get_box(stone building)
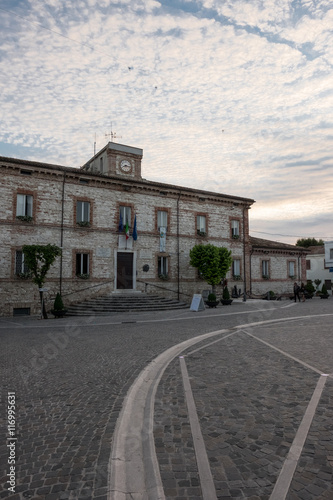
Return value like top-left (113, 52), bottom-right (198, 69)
top-left (249, 237), bottom-right (308, 296)
top-left (0, 141), bottom-right (306, 316)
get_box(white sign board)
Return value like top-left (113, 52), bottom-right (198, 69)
top-left (190, 294), bottom-right (205, 312)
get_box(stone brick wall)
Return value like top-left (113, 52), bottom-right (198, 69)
top-left (0, 154), bottom-right (306, 316)
top-left (1, 157), bottom-right (255, 316)
top-left (250, 251), bottom-right (307, 296)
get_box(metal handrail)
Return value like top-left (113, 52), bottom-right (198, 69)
top-left (58, 278), bottom-right (192, 301)
top-left (136, 279), bottom-right (191, 298)
top-left (62, 279), bottom-right (115, 297)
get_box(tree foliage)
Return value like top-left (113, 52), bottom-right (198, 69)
top-left (189, 244), bottom-right (232, 289)
top-left (296, 237), bottom-right (324, 248)
top-left (22, 244), bottom-right (62, 288)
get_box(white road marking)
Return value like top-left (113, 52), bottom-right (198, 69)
top-left (108, 327), bottom-right (231, 499)
top-left (269, 375), bottom-right (328, 500)
top-left (1, 312), bottom-right (333, 329)
top-left (179, 356), bottom-right (218, 500)
top-left (185, 330), bottom-right (237, 356)
top-left (108, 315), bottom-right (333, 499)
top-left (242, 329), bottom-right (324, 375)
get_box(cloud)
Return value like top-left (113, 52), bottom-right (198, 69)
top-left (0, 0), bottom-right (333, 243)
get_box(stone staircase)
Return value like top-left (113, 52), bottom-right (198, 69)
top-left (66, 293), bottom-right (189, 316)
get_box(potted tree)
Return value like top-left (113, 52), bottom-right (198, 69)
top-left (304, 281), bottom-right (315, 299)
top-left (319, 284), bottom-right (329, 299)
top-left (265, 290), bottom-right (276, 300)
top-left (189, 243), bottom-right (232, 296)
top-left (206, 292), bottom-right (219, 308)
top-left (51, 293), bottom-right (67, 318)
top-left (22, 244), bottom-right (62, 319)
top-left (221, 286), bottom-right (233, 305)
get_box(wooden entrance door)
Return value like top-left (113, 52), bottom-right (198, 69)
top-left (117, 252), bottom-right (133, 289)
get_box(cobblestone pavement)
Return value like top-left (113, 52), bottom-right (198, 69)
top-left (154, 310), bottom-right (333, 499)
top-left (1, 298), bottom-right (333, 499)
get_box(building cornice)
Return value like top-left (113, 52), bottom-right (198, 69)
top-left (250, 236), bottom-right (308, 254)
top-left (0, 156), bottom-right (255, 207)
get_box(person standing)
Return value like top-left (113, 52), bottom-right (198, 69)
top-left (294, 282), bottom-right (301, 302)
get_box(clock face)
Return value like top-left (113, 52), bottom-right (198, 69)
top-left (120, 159), bottom-right (132, 173)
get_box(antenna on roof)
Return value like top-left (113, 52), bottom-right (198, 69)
top-left (105, 122), bottom-right (122, 142)
top-left (94, 133), bottom-right (96, 156)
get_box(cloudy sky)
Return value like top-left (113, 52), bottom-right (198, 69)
top-left (1, 0), bottom-right (332, 244)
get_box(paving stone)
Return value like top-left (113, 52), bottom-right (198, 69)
top-left (154, 316), bottom-right (333, 499)
top-left (1, 302), bottom-right (333, 499)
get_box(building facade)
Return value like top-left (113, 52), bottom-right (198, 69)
top-left (0, 142), bottom-right (255, 316)
top-left (0, 142), bottom-right (307, 316)
top-left (249, 237), bottom-right (308, 296)
top-left (306, 244), bottom-right (333, 294)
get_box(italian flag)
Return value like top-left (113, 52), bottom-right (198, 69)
top-left (125, 221), bottom-right (129, 240)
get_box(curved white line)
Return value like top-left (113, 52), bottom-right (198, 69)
top-left (108, 314), bottom-right (333, 498)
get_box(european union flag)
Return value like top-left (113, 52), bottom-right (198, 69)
top-left (133, 214), bottom-right (138, 241)
top-left (119, 212), bottom-right (123, 232)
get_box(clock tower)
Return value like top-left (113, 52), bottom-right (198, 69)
top-left (81, 142), bottom-right (143, 180)
top-left (106, 142), bottom-right (143, 180)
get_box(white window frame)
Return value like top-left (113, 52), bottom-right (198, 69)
top-left (15, 250), bottom-right (29, 274)
top-left (158, 210), bottom-right (168, 231)
top-left (289, 261), bottom-right (295, 277)
top-left (16, 194), bottom-right (33, 217)
top-left (120, 206), bottom-right (131, 227)
top-left (197, 215), bottom-right (206, 234)
top-left (262, 260), bottom-right (269, 277)
top-left (76, 201), bottom-right (90, 223)
top-left (158, 256), bottom-right (168, 276)
top-left (232, 259), bottom-right (241, 276)
top-left (231, 220), bottom-right (240, 237)
top-left (76, 253), bottom-right (89, 275)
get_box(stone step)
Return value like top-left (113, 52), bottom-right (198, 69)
top-left (67, 303), bottom-right (188, 312)
top-left (66, 293), bottom-right (189, 315)
top-left (79, 296), bottom-right (179, 304)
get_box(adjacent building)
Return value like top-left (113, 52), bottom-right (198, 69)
top-left (0, 141), bottom-right (307, 316)
top-left (249, 237), bottom-right (307, 296)
top-left (306, 243), bottom-right (333, 294)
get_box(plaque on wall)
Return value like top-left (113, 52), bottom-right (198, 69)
top-left (96, 247), bottom-right (111, 258)
top-left (140, 249), bottom-right (152, 259)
